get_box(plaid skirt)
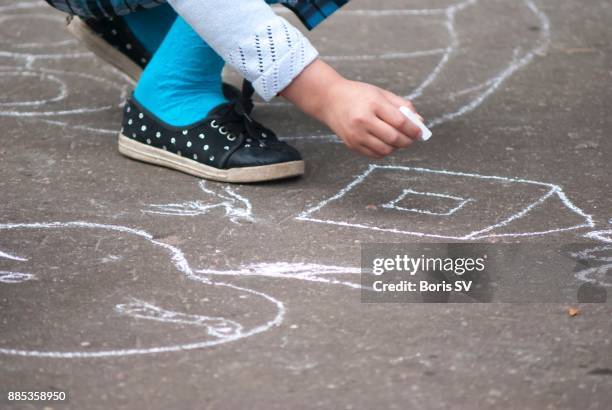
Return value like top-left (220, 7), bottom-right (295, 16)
top-left (44, 0), bottom-right (350, 30)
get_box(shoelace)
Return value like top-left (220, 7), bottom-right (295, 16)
top-left (214, 81), bottom-right (274, 145)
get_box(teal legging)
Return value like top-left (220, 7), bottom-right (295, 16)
top-left (124, 5), bottom-right (227, 126)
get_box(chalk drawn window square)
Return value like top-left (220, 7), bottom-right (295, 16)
top-left (382, 189), bottom-right (471, 216)
top-left (297, 165), bottom-right (593, 240)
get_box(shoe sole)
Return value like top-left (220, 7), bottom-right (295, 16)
top-left (66, 16), bottom-right (142, 81)
top-left (118, 134), bottom-right (305, 183)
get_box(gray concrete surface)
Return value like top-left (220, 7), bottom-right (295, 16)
top-left (1, 0), bottom-right (611, 409)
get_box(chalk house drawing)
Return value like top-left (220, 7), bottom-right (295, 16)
top-left (297, 165), bottom-right (594, 240)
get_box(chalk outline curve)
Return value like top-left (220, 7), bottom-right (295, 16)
top-left (0, 67), bottom-right (127, 117)
top-left (0, 71), bottom-right (68, 107)
top-left (0, 221), bottom-right (285, 358)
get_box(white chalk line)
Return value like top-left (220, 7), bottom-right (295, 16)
top-left (0, 71), bottom-right (68, 107)
top-left (0, 271), bottom-right (36, 284)
top-left (406, 0), bottom-right (476, 100)
top-left (115, 298), bottom-right (244, 339)
top-left (288, 0), bottom-right (476, 104)
top-left (0, 250), bottom-right (28, 261)
top-left (584, 230), bottom-right (612, 244)
top-left (0, 67), bottom-right (127, 116)
top-left (199, 181), bottom-right (254, 223)
top-left (571, 245), bottom-right (612, 263)
top-left (575, 264), bottom-right (612, 288)
top-left (0, 221), bottom-right (284, 358)
top-left (0, 106), bottom-right (110, 117)
top-left (39, 66), bottom-right (129, 103)
top-left (429, 0), bottom-right (550, 126)
top-left (262, 47), bottom-right (446, 110)
top-left (323, 48), bottom-right (446, 62)
top-left (572, 235), bottom-right (612, 287)
top-left (0, 50), bottom-right (94, 71)
top-left (297, 164), bottom-right (594, 240)
top-left (20, 66), bottom-right (131, 134)
top-left (0, 1), bottom-right (41, 13)
top-left (448, 79), bottom-right (493, 99)
top-left (381, 189), bottom-right (472, 216)
top-left (11, 39), bottom-right (77, 50)
top-left (0, 14), bottom-right (76, 49)
top-left (196, 262), bottom-right (362, 290)
top-left (279, 133), bottom-right (341, 143)
top-left (36, 119), bottom-right (118, 135)
top-left (470, 188), bottom-right (594, 239)
top-left (144, 180), bottom-right (254, 224)
top-left (463, 185), bottom-right (558, 239)
top-left (195, 235), bottom-right (611, 292)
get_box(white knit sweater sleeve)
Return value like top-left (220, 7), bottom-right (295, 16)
top-left (167, 0), bottom-right (319, 101)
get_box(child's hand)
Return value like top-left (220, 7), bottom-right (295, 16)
top-left (322, 79), bottom-right (422, 158)
top-left (280, 59), bottom-right (423, 158)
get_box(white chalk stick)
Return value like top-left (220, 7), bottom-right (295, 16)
top-left (400, 106), bottom-right (432, 142)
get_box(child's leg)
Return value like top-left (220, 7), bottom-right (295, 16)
top-left (121, 4), bottom-right (177, 54)
top-left (133, 16), bottom-right (228, 126)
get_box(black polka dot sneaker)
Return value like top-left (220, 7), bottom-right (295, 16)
top-left (66, 15), bottom-right (149, 81)
top-left (118, 84), bottom-right (305, 183)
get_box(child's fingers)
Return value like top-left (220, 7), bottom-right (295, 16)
top-left (362, 133), bottom-right (396, 157)
top-left (376, 102), bottom-right (422, 141)
top-left (342, 134), bottom-right (383, 158)
top-left (380, 90), bottom-right (424, 122)
top-left (356, 145), bottom-right (384, 159)
top-left (368, 118), bottom-right (414, 148)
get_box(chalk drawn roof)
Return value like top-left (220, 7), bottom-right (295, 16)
top-left (297, 165), bottom-right (594, 240)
